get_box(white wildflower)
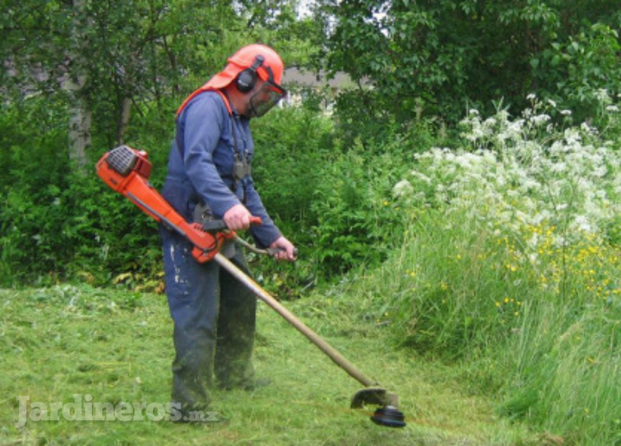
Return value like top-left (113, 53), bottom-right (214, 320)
top-left (573, 215), bottom-right (593, 233)
top-left (484, 117), bottom-right (497, 127)
top-left (564, 128), bottom-right (582, 145)
top-left (580, 122), bottom-right (597, 135)
top-left (393, 179), bottom-right (414, 198)
top-left (397, 103), bottom-right (621, 257)
top-left (592, 165), bottom-right (608, 178)
top-left (410, 170), bottom-right (432, 184)
top-left (550, 162), bottom-right (567, 173)
top-left (413, 192), bottom-right (426, 202)
top-left (531, 114), bottom-right (551, 126)
top-left (595, 89), bottom-right (611, 103)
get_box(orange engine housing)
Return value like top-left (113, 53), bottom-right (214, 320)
top-left (96, 145), bottom-right (233, 263)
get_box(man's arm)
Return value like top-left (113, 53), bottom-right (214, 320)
top-left (181, 94), bottom-right (241, 218)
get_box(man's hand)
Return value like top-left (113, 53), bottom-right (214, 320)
top-left (269, 236), bottom-right (297, 262)
top-left (223, 204), bottom-right (252, 231)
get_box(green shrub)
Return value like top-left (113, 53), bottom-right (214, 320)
top-left (0, 96), bottom-right (171, 288)
top-left (254, 107), bottom-right (441, 282)
top-left (0, 95), bottom-right (448, 290)
top-left (0, 98), bottom-right (72, 285)
top-left (309, 144), bottom-right (407, 277)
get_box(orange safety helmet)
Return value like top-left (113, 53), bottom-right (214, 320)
top-left (208, 43), bottom-right (285, 90)
top-left (177, 43), bottom-right (286, 117)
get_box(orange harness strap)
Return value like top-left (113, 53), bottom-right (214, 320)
top-left (176, 86), bottom-right (233, 117)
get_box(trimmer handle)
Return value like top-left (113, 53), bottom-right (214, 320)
top-left (201, 216), bottom-right (263, 233)
top-left (266, 247), bottom-right (299, 258)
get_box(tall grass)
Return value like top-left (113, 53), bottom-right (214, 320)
top-left (339, 96), bottom-right (621, 444)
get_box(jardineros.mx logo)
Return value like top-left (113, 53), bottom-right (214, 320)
top-left (16, 394), bottom-right (219, 427)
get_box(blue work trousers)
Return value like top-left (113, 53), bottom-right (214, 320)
top-left (161, 230), bottom-right (256, 413)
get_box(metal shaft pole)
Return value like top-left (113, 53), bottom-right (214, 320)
top-left (215, 253), bottom-right (376, 388)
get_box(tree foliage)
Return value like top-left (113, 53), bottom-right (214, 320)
top-left (315, 0), bottom-right (621, 131)
top-left (0, 0), bottom-right (316, 160)
top-left (1, 1), bottom-right (241, 154)
top-left (0, 0), bottom-right (325, 287)
top-left (1, 0), bottom-right (620, 287)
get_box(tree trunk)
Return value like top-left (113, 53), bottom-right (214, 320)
top-left (66, 74), bottom-right (91, 168)
top-left (66, 0), bottom-right (91, 170)
top-left (117, 96), bottom-right (132, 145)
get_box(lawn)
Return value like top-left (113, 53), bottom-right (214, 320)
top-left (0, 285), bottom-right (538, 445)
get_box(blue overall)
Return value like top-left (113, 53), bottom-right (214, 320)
top-left (160, 90), bottom-right (281, 414)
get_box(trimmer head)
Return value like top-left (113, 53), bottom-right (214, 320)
top-left (351, 387), bottom-right (406, 428)
top-left (371, 405), bottom-right (406, 428)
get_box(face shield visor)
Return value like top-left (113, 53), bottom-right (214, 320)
top-left (248, 81), bottom-right (286, 118)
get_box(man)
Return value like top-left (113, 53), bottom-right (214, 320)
top-left (159, 43), bottom-right (297, 421)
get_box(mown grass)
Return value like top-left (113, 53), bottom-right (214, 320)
top-left (0, 285), bottom-right (540, 445)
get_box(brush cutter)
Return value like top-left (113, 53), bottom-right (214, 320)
top-left (96, 145), bottom-right (406, 428)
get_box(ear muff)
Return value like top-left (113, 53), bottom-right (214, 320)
top-left (235, 55), bottom-right (265, 93)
